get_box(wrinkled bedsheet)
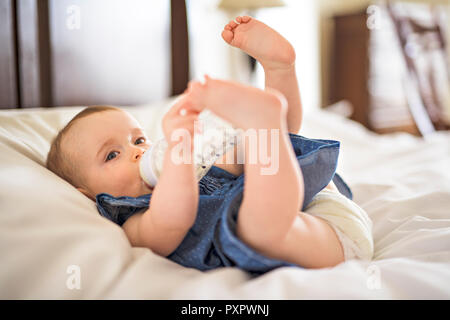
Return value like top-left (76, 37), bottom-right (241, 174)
top-left (0, 99), bottom-right (449, 299)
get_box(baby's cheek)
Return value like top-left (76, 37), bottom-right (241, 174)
top-left (113, 168), bottom-right (141, 195)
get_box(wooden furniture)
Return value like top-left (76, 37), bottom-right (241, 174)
top-left (0, 0), bottom-right (190, 109)
top-left (328, 11), bottom-right (372, 131)
top-left (0, 0), bottom-right (19, 109)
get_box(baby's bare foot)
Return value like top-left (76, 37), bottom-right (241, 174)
top-left (222, 16), bottom-right (295, 71)
top-left (185, 76), bottom-right (287, 131)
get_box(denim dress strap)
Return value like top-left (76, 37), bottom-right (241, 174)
top-left (332, 172), bottom-right (353, 200)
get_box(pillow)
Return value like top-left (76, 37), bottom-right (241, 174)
top-left (0, 101), bottom-right (181, 299)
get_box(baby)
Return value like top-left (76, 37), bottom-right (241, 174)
top-left (47, 16), bottom-right (372, 273)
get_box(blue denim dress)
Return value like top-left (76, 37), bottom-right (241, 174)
top-left (96, 133), bottom-right (352, 275)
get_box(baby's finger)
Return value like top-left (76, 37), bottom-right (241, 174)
top-left (168, 95), bottom-right (194, 115)
top-left (179, 107), bottom-right (200, 117)
top-left (171, 96), bottom-right (203, 116)
top-left (169, 114), bottom-right (199, 128)
top-left (179, 115), bottom-right (200, 127)
top-left (188, 80), bottom-right (203, 90)
top-left (168, 123), bottom-right (196, 141)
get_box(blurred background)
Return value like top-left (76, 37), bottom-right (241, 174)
top-left (188, 0), bottom-right (450, 136)
top-left (1, 0), bottom-right (449, 136)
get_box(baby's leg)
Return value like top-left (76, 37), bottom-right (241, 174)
top-left (222, 16), bottom-right (303, 133)
top-left (185, 77), bottom-right (303, 231)
top-left (186, 78), bottom-right (344, 268)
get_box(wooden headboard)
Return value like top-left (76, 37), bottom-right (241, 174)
top-left (0, 0), bottom-right (189, 109)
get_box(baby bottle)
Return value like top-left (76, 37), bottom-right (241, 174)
top-left (139, 109), bottom-right (239, 187)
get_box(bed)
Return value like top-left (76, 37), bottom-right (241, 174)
top-left (1, 101), bottom-right (450, 299)
top-left (1, 0), bottom-right (449, 299)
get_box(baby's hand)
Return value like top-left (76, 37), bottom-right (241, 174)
top-left (162, 95), bottom-right (200, 149)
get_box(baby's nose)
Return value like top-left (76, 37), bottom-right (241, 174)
top-left (133, 148), bottom-right (144, 161)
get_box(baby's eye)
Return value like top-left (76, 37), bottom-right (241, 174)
top-left (105, 151), bottom-right (119, 162)
top-left (135, 137), bottom-right (146, 145)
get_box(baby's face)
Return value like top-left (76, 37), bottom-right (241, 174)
top-left (64, 109), bottom-right (153, 199)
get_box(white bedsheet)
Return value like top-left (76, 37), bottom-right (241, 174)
top-left (0, 99), bottom-right (449, 299)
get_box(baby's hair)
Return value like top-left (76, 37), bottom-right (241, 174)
top-left (46, 105), bottom-right (121, 188)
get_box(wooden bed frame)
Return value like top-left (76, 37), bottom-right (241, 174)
top-left (0, 0), bottom-right (189, 109)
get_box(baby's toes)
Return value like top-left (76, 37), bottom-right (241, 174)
top-left (187, 81), bottom-right (207, 102)
top-left (236, 15), bottom-right (251, 23)
top-left (226, 20), bottom-right (238, 30)
top-left (221, 29), bottom-right (234, 44)
top-left (188, 80), bottom-right (200, 90)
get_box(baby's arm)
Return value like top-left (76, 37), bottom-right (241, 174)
top-left (123, 98), bottom-right (199, 257)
